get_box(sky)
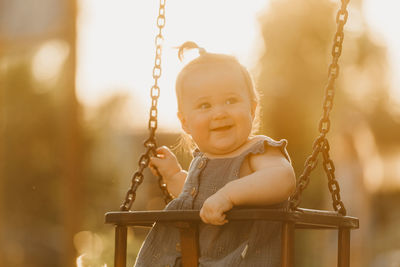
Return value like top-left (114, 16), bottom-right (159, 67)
top-left (75, 0), bottom-right (400, 131)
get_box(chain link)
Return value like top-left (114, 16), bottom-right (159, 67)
top-left (289, 0), bottom-right (349, 215)
top-left (321, 139), bottom-right (346, 215)
top-left (120, 0), bottom-right (173, 211)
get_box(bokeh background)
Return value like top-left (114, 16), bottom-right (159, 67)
top-left (1, 0), bottom-right (400, 266)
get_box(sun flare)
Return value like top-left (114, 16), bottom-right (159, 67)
top-left (76, 0), bottom-right (400, 131)
top-left (76, 0), bottom-right (267, 131)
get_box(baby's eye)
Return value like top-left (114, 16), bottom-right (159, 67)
top-left (198, 102), bottom-right (211, 109)
top-left (225, 97), bottom-right (238, 105)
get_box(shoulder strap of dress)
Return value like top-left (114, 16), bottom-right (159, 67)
top-left (239, 136), bottom-right (291, 163)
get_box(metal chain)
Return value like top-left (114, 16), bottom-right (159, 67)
top-left (289, 0), bottom-right (349, 215)
top-left (321, 139), bottom-right (346, 214)
top-left (120, 0), bottom-right (173, 211)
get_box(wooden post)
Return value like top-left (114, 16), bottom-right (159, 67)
top-left (176, 222), bottom-right (199, 267)
top-left (114, 226), bottom-right (128, 267)
top-left (281, 222), bottom-right (295, 267)
top-left (337, 228), bottom-right (350, 267)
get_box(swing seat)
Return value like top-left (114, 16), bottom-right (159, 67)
top-left (105, 207), bottom-right (359, 267)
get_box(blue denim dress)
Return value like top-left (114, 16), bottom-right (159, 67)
top-left (134, 136), bottom-right (291, 267)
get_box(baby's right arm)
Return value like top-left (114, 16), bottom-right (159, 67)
top-left (149, 146), bottom-right (187, 197)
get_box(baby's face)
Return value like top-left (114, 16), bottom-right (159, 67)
top-left (178, 64), bottom-right (256, 156)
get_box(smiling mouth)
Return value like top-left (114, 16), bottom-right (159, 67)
top-left (211, 125), bottom-right (233, 131)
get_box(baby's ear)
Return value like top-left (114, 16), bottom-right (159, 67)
top-left (177, 111), bottom-right (190, 134)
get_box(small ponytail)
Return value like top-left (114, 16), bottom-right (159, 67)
top-left (177, 41), bottom-right (206, 61)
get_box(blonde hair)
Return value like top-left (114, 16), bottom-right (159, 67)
top-left (174, 41), bottom-right (260, 153)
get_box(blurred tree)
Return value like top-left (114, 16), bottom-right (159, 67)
top-left (0, 37), bottom-right (5, 266)
top-left (1, 60), bottom-right (64, 267)
top-left (60, 1), bottom-right (83, 266)
top-left (256, 0), bottom-right (396, 266)
top-left (0, 0), bottom-right (81, 266)
top-left (258, 0), bottom-right (336, 175)
top-left (257, 0), bottom-right (342, 214)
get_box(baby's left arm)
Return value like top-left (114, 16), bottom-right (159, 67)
top-left (200, 147), bottom-right (296, 225)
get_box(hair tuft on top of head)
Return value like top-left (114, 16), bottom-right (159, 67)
top-left (177, 41), bottom-right (206, 62)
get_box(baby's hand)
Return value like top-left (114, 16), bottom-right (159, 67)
top-left (200, 191), bottom-right (233, 225)
top-left (149, 146), bottom-right (181, 180)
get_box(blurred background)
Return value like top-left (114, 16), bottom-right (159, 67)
top-left (1, 0), bottom-right (400, 266)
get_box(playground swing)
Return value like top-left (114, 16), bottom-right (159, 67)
top-left (105, 0), bottom-right (359, 266)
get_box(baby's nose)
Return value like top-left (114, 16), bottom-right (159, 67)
top-left (212, 106), bottom-right (228, 119)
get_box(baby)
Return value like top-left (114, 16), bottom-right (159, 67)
top-left (135, 41), bottom-right (296, 267)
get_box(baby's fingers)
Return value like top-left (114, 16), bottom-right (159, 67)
top-left (149, 156), bottom-right (162, 166)
top-left (200, 207), bottom-right (227, 225)
top-left (155, 146), bottom-right (172, 157)
top-left (211, 214), bottom-right (228, 225)
top-left (150, 155), bottom-right (171, 172)
top-left (148, 162), bottom-right (159, 176)
top-left (199, 209), bottom-right (209, 224)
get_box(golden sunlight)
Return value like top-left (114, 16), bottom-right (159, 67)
top-left (74, 231), bottom-right (106, 267)
top-left (76, 0), bottom-right (267, 131)
top-left (76, 0), bottom-right (400, 131)
top-left (364, 0), bottom-right (400, 106)
top-left (32, 39), bottom-right (70, 90)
